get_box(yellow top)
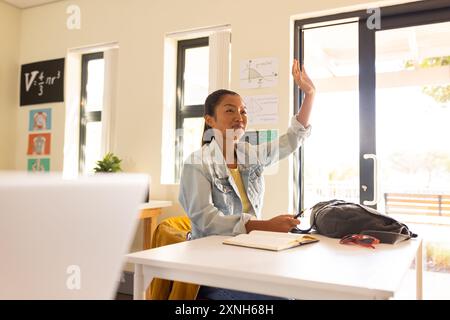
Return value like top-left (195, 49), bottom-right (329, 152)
top-left (229, 168), bottom-right (252, 213)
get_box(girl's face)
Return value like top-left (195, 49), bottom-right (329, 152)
top-left (205, 94), bottom-right (248, 142)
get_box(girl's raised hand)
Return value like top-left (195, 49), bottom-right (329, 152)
top-left (292, 59), bottom-right (315, 95)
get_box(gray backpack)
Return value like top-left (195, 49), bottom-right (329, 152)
top-left (293, 199), bottom-right (417, 244)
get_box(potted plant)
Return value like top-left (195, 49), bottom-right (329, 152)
top-left (94, 152), bottom-right (123, 173)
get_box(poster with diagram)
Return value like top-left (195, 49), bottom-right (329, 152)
top-left (243, 95), bottom-right (278, 125)
top-left (27, 158), bottom-right (50, 172)
top-left (29, 108), bottom-right (52, 131)
top-left (240, 57), bottom-right (279, 89)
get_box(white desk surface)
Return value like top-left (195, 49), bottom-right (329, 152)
top-left (139, 200), bottom-right (172, 210)
top-left (126, 234), bottom-right (422, 300)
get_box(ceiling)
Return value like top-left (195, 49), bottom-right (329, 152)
top-left (2, 0), bottom-right (62, 9)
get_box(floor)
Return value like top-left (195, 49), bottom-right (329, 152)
top-left (115, 293), bottom-right (133, 300)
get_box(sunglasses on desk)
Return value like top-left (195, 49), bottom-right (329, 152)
top-left (339, 234), bottom-right (380, 249)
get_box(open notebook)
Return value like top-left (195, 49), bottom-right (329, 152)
top-left (223, 230), bottom-right (319, 251)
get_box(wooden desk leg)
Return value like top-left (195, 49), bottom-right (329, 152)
top-left (416, 239), bottom-right (423, 300)
top-left (143, 209), bottom-right (161, 250)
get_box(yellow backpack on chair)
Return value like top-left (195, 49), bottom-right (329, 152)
top-left (149, 216), bottom-right (199, 300)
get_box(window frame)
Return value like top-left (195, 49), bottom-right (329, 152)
top-left (79, 51), bottom-right (104, 175)
top-left (175, 37), bottom-right (209, 181)
top-left (293, 0), bottom-right (450, 212)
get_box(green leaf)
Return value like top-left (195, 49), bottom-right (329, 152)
top-left (93, 152), bottom-right (123, 173)
top-left (404, 56), bottom-right (450, 104)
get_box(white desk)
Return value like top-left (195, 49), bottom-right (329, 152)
top-left (139, 200), bottom-right (173, 211)
top-left (126, 234), bottom-right (423, 300)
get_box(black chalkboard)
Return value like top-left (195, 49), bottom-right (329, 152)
top-left (20, 58), bottom-right (65, 106)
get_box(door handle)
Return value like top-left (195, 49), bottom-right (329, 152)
top-left (363, 154), bottom-right (378, 206)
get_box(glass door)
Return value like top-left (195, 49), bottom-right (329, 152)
top-left (375, 21), bottom-right (450, 216)
top-left (375, 21), bottom-right (450, 299)
top-left (302, 22), bottom-right (361, 210)
top-left (297, 4), bottom-right (450, 299)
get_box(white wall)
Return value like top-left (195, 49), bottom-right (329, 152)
top-left (11, 0), bottom-right (416, 250)
top-left (0, 2), bottom-right (20, 170)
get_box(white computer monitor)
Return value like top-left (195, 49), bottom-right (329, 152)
top-left (0, 172), bottom-right (149, 299)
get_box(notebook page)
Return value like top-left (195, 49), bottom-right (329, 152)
top-left (223, 234), bottom-right (298, 251)
top-left (249, 230), bottom-right (303, 241)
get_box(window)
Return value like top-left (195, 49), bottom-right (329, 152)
top-left (295, 1), bottom-right (450, 299)
top-left (79, 52), bottom-right (105, 174)
top-left (295, 1), bottom-right (450, 210)
top-left (301, 22), bottom-right (360, 210)
top-left (175, 37), bottom-right (209, 181)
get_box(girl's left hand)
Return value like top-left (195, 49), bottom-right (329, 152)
top-left (292, 59), bottom-right (315, 95)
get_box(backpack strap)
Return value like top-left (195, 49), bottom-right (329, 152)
top-left (291, 225), bottom-right (314, 234)
top-left (290, 200), bottom-right (337, 234)
top-left (291, 209), bottom-right (317, 234)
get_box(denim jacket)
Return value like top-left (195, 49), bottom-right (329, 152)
top-left (179, 116), bottom-right (312, 239)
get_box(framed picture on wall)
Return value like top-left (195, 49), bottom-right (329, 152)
top-left (27, 133), bottom-right (51, 156)
top-left (20, 58), bottom-right (65, 106)
top-left (27, 158), bottom-right (50, 172)
top-left (29, 108), bottom-right (52, 131)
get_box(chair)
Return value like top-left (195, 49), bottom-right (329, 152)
top-left (147, 216), bottom-right (199, 300)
